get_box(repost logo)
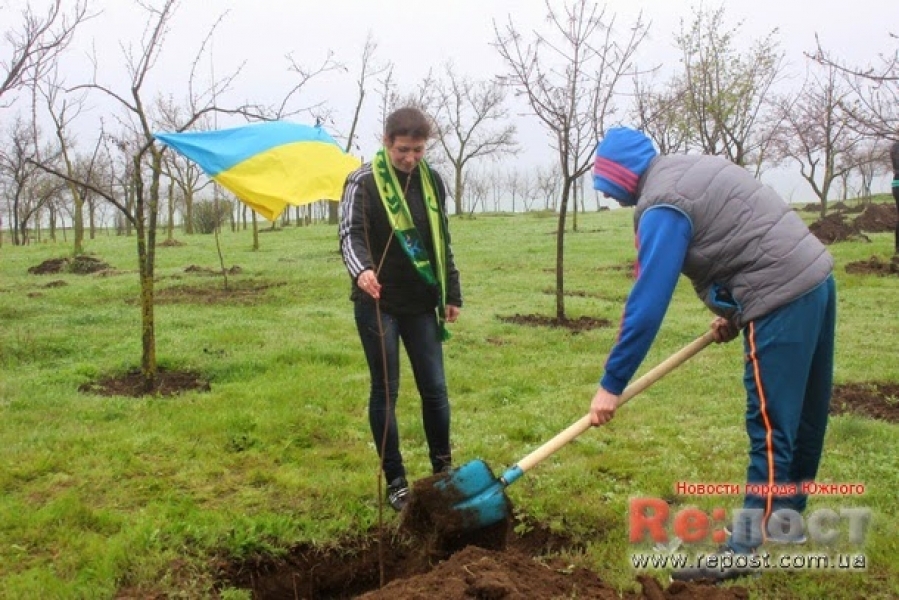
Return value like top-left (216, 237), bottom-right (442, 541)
top-left (628, 498), bottom-right (871, 547)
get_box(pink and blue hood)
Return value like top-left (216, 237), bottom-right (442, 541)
top-left (592, 127), bottom-right (658, 206)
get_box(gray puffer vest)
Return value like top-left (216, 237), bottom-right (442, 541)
top-left (634, 155), bottom-right (833, 327)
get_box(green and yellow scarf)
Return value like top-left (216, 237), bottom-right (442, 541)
top-left (372, 148), bottom-right (450, 340)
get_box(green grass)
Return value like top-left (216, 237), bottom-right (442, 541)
top-left (1, 205), bottom-right (898, 598)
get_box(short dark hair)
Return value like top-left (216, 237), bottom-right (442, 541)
top-left (384, 107), bottom-right (432, 142)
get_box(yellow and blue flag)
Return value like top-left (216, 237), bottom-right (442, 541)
top-left (154, 121), bottom-right (361, 221)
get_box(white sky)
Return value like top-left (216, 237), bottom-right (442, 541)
top-left (6, 0), bottom-right (897, 201)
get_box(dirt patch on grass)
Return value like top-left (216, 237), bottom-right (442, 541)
top-left (152, 279), bottom-right (284, 305)
top-left (844, 255), bottom-right (899, 276)
top-left (498, 313), bottom-right (612, 333)
top-left (214, 517), bottom-right (748, 600)
top-left (831, 381), bottom-right (899, 423)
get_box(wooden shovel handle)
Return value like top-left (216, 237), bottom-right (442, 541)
top-left (515, 330), bottom-right (717, 474)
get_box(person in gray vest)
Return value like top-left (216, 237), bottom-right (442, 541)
top-left (590, 126), bottom-right (837, 583)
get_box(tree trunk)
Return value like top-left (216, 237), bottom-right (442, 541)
top-left (167, 179), bottom-right (175, 242)
top-left (454, 167), bottom-right (464, 216)
top-left (555, 182), bottom-right (571, 321)
top-left (252, 211), bottom-right (259, 250)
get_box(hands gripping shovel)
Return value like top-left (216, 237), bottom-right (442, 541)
top-left (409, 331), bottom-right (716, 541)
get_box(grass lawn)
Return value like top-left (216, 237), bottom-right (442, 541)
top-left (1, 202), bottom-right (898, 598)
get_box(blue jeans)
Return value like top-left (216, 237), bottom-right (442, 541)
top-left (729, 275), bottom-right (837, 553)
top-left (354, 301), bottom-right (451, 483)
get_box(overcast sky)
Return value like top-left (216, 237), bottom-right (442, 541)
top-left (9, 0), bottom-right (898, 201)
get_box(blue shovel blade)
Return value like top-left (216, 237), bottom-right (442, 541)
top-left (435, 459), bottom-right (496, 499)
top-left (433, 459), bottom-right (523, 531)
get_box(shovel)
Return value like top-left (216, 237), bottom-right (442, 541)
top-left (432, 330), bottom-right (717, 534)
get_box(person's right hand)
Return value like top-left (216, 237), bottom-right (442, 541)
top-left (590, 387), bottom-right (620, 426)
top-left (710, 316), bottom-right (739, 343)
top-left (357, 269), bottom-right (381, 299)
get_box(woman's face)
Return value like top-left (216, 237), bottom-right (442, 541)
top-left (384, 135), bottom-right (426, 173)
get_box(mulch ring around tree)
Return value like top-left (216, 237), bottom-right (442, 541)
top-left (830, 382), bottom-right (899, 423)
top-left (844, 255), bottom-right (899, 276)
top-left (498, 313), bottom-right (612, 333)
top-left (27, 255), bottom-right (111, 275)
top-left (78, 367), bottom-right (210, 397)
top-left (214, 515), bottom-right (748, 600)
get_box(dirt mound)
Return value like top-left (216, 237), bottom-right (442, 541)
top-left (358, 545), bottom-right (747, 600)
top-left (184, 264), bottom-right (243, 275)
top-left (808, 213), bottom-right (870, 244)
top-left (851, 202), bottom-right (897, 233)
top-left (217, 518), bottom-right (748, 600)
top-left (831, 381), bottom-right (899, 423)
top-left (28, 255), bottom-right (110, 275)
top-left (845, 255), bottom-right (899, 276)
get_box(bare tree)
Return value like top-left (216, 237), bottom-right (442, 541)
top-left (0, 0), bottom-right (90, 105)
top-left (429, 62), bottom-right (518, 215)
top-left (31, 0), bottom-right (246, 391)
top-left (155, 97), bottom-right (213, 234)
top-left (493, 0), bottom-right (647, 319)
top-left (462, 168), bottom-right (489, 217)
top-left (0, 115), bottom-right (64, 245)
top-left (534, 164), bottom-right (558, 211)
top-left (325, 32), bottom-right (391, 224)
top-left (810, 33), bottom-right (899, 141)
top-left (631, 74), bottom-right (691, 154)
top-left (771, 62), bottom-right (863, 217)
top-left (38, 67), bottom-right (104, 254)
top-left (504, 168), bottom-right (530, 214)
top-left (853, 141), bottom-right (889, 200)
top-left (676, 4), bottom-right (785, 172)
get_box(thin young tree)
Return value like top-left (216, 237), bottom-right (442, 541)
top-left (493, 0), bottom-right (647, 320)
top-left (0, 0), bottom-right (90, 105)
top-left (39, 67), bottom-right (103, 255)
top-left (430, 62), bottom-right (518, 216)
top-left (675, 4), bottom-right (785, 173)
top-left (32, 0), bottom-right (246, 391)
top-left (0, 116), bottom-right (63, 245)
top-left (330, 32), bottom-right (390, 224)
top-left (771, 63), bottom-right (862, 218)
top-left (810, 33), bottom-right (899, 141)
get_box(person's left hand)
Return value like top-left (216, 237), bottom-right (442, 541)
top-left (710, 316), bottom-right (739, 343)
top-left (445, 305), bottom-right (461, 323)
top-left (590, 387), bottom-right (620, 426)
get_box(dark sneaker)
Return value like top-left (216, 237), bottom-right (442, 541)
top-left (671, 547), bottom-right (759, 584)
top-left (386, 477), bottom-right (410, 512)
top-left (433, 463), bottom-right (453, 475)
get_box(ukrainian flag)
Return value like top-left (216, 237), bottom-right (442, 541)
top-left (154, 121), bottom-right (361, 221)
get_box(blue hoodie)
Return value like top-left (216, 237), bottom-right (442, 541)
top-left (592, 128), bottom-right (693, 395)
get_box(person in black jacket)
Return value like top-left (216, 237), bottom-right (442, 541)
top-left (338, 107), bottom-right (462, 511)
top-left (891, 140), bottom-right (899, 255)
